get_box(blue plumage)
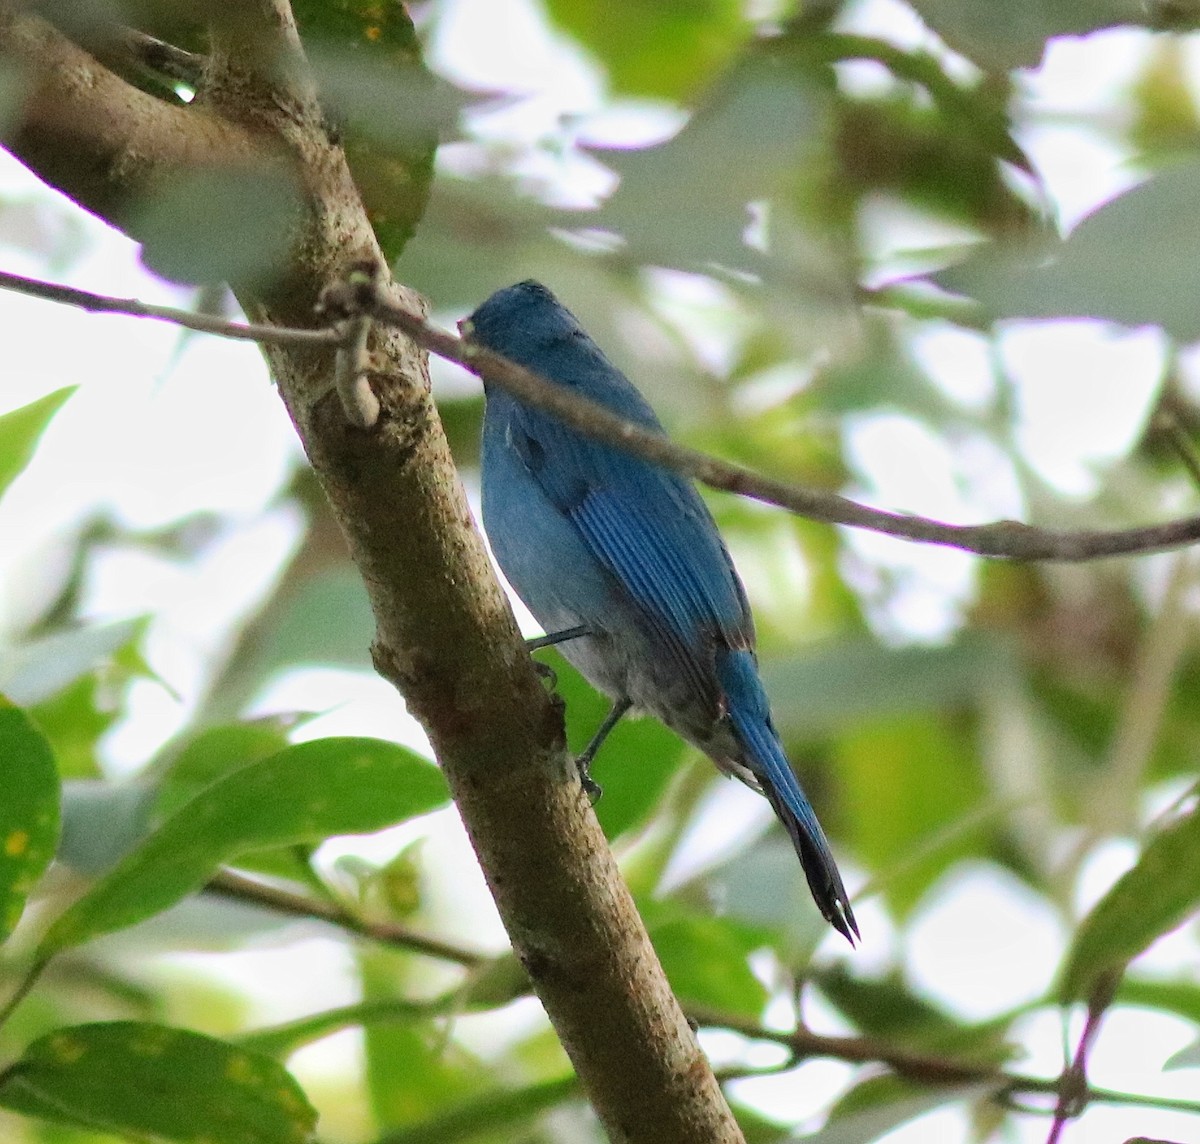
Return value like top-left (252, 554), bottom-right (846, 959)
top-left (466, 280), bottom-right (857, 942)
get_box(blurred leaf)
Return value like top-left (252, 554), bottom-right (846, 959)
top-left (836, 713), bottom-right (988, 917)
top-left (765, 635), bottom-right (1004, 741)
top-left (394, 175), bottom-right (560, 309)
top-left (834, 96), bottom-right (1032, 235)
top-left (0, 387), bottom-right (74, 503)
top-left (458, 953), bottom-right (531, 1011)
top-left (0, 1021), bottom-right (315, 1143)
top-left (906, 0), bottom-right (1143, 71)
top-left (240, 996), bottom-right (437, 1058)
top-left (1164, 1036), bottom-right (1200, 1070)
top-left (541, 651), bottom-right (685, 840)
top-left (135, 166), bottom-right (304, 286)
top-left (39, 737), bottom-right (449, 955)
top-left (938, 159), bottom-right (1200, 340)
top-left (378, 1075), bottom-right (579, 1144)
top-left (151, 719), bottom-right (294, 818)
top-left (1118, 975), bottom-right (1200, 1026)
top-left (58, 780), bottom-right (154, 875)
top-left (812, 966), bottom-right (1014, 1063)
top-left (361, 950), bottom-right (481, 1127)
top-left (545, 0), bottom-right (746, 100)
top-left (820, 31), bottom-right (1026, 173)
top-left (0, 703), bottom-right (60, 940)
top-left (811, 1075), bottom-right (993, 1142)
top-left (642, 900), bottom-right (769, 1016)
top-left (1, 619), bottom-right (146, 707)
top-left (582, 40), bottom-right (841, 288)
top-left (1131, 40), bottom-right (1200, 158)
top-left (1060, 797), bottom-right (1200, 1002)
top-left (211, 569), bottom-right (377, 720)
top-left (700, 833), bottom-right (835, 953)
top-left (29, 675), bottom-right (119, 780)
top-left (295, 0), bottom-right (457, 260)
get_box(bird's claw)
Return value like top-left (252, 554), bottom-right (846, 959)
top-left (576, 760), bottom-right (602, 803)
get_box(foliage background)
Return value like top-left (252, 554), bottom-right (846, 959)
top-left (3, 0), bottom-right (1200, 1141)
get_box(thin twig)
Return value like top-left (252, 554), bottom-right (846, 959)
top-left (364, 289), bottom-right (1200, 563)
top-left (0, 957), bottom-right (49, 1034)
top-left (689, 1004), bottom-right (1200, 1121)
top-left (9, 264), bottom-right (1200, 562)
top-left (205, 868), bottom-right (487, 967)
top-left (0, 269), bottom-right (342, 347)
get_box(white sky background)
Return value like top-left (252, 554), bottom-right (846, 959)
top-left (1, 0), bottom-right (1199, 1141)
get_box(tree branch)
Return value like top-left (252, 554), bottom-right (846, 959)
top-left (0, 268), bottom-right (341, 346)
top-left (0, 6), bottom-right (744, 1141)
top-left (204, 868), bottom-right (487, 968)
top-left (0, 8), bottom-right (265, 229)
top-left (6, 265), bottom-right (1200, 565)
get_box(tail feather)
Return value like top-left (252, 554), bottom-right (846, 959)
top-left (717, 650), bottom-right (858, 943)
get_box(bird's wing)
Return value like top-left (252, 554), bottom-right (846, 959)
top-left (508, 402), bottom-right (752, 708)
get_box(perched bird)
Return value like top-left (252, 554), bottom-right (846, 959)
top-left (464, 280), bottom-right (857, 943)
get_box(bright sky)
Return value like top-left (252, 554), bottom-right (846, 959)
top-left (1, 1), bottom-right (1198, 1141)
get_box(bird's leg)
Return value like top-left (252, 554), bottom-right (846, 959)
top-left (525, 624), bottom-right (591, 651)
top-left (525, 626), bottom-right (591, 689)
top-left (574, 697), bottom-right (632, 802)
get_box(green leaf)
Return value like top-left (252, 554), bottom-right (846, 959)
top-left (28, 676), bottom-right (117, 780)
top-left (811, 1074), bottom-right (993, 1143)
top-left (152, 720), bottom-right (295, 818)
top-left (0, 1022), bottom-right (316, 1144)
top-left (812, 965), bottom-right (1015, 1063)
top-left (202, 567), bottom-right (376, 721)
top-left (643, 901), bottom-right (769, 1016)
top-left (938, 158), bottom-right (1200, 340)
top-left (700, 834), bottom-right (834, 952)
top-left (582, 42), bottom-right (836, 282)
top-left (835, 713), bottom-right (989, 917)
top-left (1118, 975), bottom-right (1200, 1026)
top-left (136, 167), bottom-right (305, 286)
top-left (378, 1075), bottom-right (579, 1144)
top-left (1060, 799), bottom-right (1200, 1002)
top-left (292, 0), bottom-right (446, 260)
top-left (39, 737), bottom-right (450, 955)
top-left (360, 949), bottom-right (482, 1127)
top-left (2, 618), bottom-right (146, 707)
top-left (545, 0), bottom-right (747, 100)
top-left (0, 703), bottom-right (60, 940)
top-left (0, 388), bottom-right (75, 503)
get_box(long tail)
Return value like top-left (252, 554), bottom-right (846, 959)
top-left (717, 649), bottom-right (858, 943)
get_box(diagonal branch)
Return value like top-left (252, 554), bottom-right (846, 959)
top-left (0, 6), bottom-right (744, 1142)
top-left (5, 264), bottom-right (1200, 563)
top-left (0, 8), bottom-right (265, 228)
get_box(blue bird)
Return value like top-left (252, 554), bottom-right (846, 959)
top-left (464, 280), bottom-right (857, 943)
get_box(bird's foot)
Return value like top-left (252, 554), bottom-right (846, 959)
top-left (575, 758), bottom-right (602, 803)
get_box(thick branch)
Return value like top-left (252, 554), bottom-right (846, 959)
top-left (0, 9), bottom-right (263, 228)
top-left (0, 6), bottom-right (743, 1141)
